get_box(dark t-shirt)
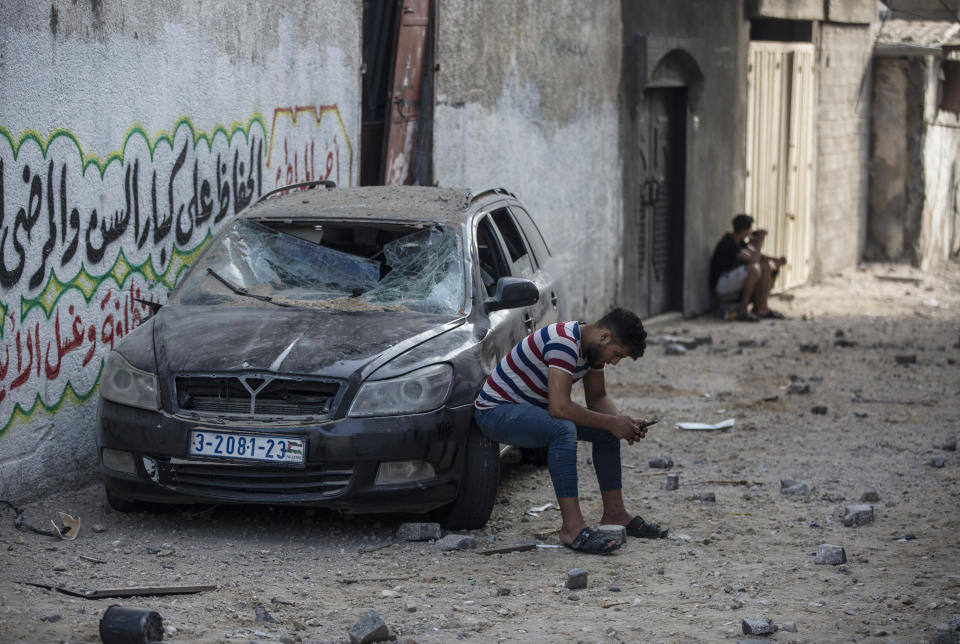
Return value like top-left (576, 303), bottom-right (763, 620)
top-left (709, 233), bottom-right (745, 289)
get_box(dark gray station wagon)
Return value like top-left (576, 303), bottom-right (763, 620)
top-left (96, 182), bottom-right (564, 528)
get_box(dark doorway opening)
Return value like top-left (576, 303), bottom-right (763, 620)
top-left (360, 1), bottom-right (400, 185)
top-left (636, 87), bottom-right (686, 316)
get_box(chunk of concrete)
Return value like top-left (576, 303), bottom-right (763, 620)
top-left (397, 522), bottom-right (441, 541)
top-left (664, 473), bottom-right (679, 490)
top-left (815, 544), bottom-right (847, 565)
top-left (436, 534), bottom-right (476, 551)
top-left (842, 504), bottom-right (875, 527)
top-left (861, 491), bottom-right (880, 503)
top-left (942, 437), bottom-right (958, 451)
top-left (741, 617), bottom-right (775, 635)
top-left (566, 568), bottom-right (588, 590)
top-left (787, 382), bottom-right (810, 395)
top-left (348, 610), bottom-right (392, 644)
top-left (598, 524), bottom-right (626, 546)
top-left (649, 457), bottom-right (674, 469)
top-left (664, 344), bottom-right (687, 356)
top-left (698, 492), bottom-right (717, 502)
top-left (780, 479), bottom-right (809, 495)
top-left (811, 405), bottom-right (828, 415)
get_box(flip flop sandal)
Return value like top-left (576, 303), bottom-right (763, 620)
top-left (761, 309), bottom-right (785, 319)
top-left (565, 527), bottom-right (621, 555)
top-left (625, 516), bottom-right (669, 539)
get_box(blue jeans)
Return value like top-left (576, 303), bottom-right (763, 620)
top-left (474, 403), bottom-right (621, 499)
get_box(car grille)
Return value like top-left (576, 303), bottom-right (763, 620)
top-left (154, 458), bottom-right (353, 499)
top-left (175, 375), bottom-right (341, 418)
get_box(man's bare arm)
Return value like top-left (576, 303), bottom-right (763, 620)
top-left (546, 368), bottom-right (637, 440)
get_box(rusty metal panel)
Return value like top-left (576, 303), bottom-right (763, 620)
top-left (745, 42), bottom-right (815, 290)
top-left (383, 0), bottom-right (430, 185)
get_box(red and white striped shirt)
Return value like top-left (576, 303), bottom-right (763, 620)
top-left (474, 321), bottom-right (600, 409)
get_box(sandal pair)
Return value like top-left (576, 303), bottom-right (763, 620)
top-left (564, 527), bottom-right (620, 555)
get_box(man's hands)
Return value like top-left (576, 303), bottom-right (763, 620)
top-left (608, 416), bottom-right (656, 444)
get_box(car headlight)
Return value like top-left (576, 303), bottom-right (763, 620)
top-left (99, 351), bottom-right (160, 410)
top-left (348, 364), bottom-right (453, 417)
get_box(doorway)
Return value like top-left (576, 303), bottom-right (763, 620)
top-left (635, 87), bottom-right (686, 317)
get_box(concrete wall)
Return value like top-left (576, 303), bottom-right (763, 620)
top-left (432, 1), bottom-right (622, 319)
top-left (813, 21), bottom-right (876, 279)
top-left (621, 2), bottom-right (748, 315)
top-left (0, 0), bottom-right (361, 502)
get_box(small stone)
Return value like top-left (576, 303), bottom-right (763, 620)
top-left (496, 587), bottom-right (510, 596)
top-left (941, 437), bottom-right (958, 451)
top-left (799, 343), bottom-right (819, 353)
top-left (664, 473), bottom-right (679, 490)
top-left (860, 491), bottom-right (880, 503)
top-left (648, 457), bottom-right (674, 469)
top-left (787, 382), bottom-right (810, 395)
top-left (699, 492), bottom-right (716, 502)
top-left (781, 621), bottom-right (797, 632)
top-left (292, 620), bottom-right (307, 631)
top-left (397, 522), bottom-right (441, 541)
top-left (566, 568), bottom-right (588, 590)
top-left (664, 344), bottom-right (687, 356)
top-left (598, 524), bottom-right (626, 546)
top-left (815, 544), bottom-right (847, 565)
top-left (780, 479), bottom-right (809, 495)
top-left (842, 504), bottom-right (874, 527)
top-left (738, 339), bottom-right (757, 348)
top-left (926, 457), bottom-right (946, 468)
top-left (255, 605), bottom-right (278, 623)
top-left (39, 614), bottom-right (61, 623)
top-left (404, 601), bottom-right (417, 613)
top-left (436, 534), bottom-right (476, 551)
top-left (741, 617), bottom-right (775, 635)
top-left (811, 405), bottom-right (828, 415)
top-left (834, 338), bottom-right (857, 348)
top-left (348, 610), bottom-right (392, 644)
top-left (52, 563), bottom-right (68, 572)
top-left (92, 524), bottom-right (106, 533)
top-left (567, 593), bottom-right (581, 601)
top-left (894, 354), bottom-right (916, 364)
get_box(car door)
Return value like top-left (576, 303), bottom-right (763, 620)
top-left (473, 212), bottom-right (530, 375)
top-left (504, 204), bottom-right (564, 324)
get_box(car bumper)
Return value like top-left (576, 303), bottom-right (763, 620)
top-left (96, 399), bottom-right (471, 514)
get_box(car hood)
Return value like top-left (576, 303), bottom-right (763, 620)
top-left (152, 305), bottom-right (463, 379)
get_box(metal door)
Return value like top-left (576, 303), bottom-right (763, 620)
top-left (745, 42), bottom-right (815, 289)
top-left (637, 88), bottom-right (686, 317)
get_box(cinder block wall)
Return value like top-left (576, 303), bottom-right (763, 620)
top-left (813, 22), bottom-right (875, 279)
top-left (0, 0), bottom-right (361, 502)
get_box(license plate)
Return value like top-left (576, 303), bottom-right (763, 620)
top-left (188, 430), bottom-right (304, 464)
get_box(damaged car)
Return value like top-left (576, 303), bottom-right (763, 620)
top-left (96, 182), bottom-right (564, 528)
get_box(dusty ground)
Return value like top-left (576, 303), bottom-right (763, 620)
top-left (1, 262), bottom-right (958, 644)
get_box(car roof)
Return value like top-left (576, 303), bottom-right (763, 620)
top-left (242, 184), bottom-right (514, 226)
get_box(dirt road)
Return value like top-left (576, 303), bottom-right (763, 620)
top-left (1, 263), bottom-right (958, 643)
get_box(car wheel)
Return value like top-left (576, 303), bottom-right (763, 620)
top-left (104, 486), bottom-right (156, 513)
top-left (520, 447), bottom-right (548, 466)
top-left (436, 422), bottom-right (500, 530)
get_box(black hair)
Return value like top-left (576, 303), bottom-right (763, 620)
top-left (732, 213), bottom-right (754, 233)
top-left (596, 308), bottom-right (646, 359)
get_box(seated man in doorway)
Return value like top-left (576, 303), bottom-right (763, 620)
top-left (709, 213), bottom-right (787, 321)
top-left (474, 308), bottom-right (668, 555)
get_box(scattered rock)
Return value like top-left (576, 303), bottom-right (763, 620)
top-left (598, 524), bottom-right (626, 546)
top-left (787, 382), bottom-right (811, 395)
top-left (255, 605), bottom-right (278, 623)
top-left (92, 524), bottom-right (106, 533)
top-left (495, 587), bottom-right (510, 596)
top-left (738, 339), bottom-right (758, 348)
top-left (780, 479), bottom-right (809, 495)
top-left (741, 617), bottom-right (775, 635)
top-left (926, 457), bottom-right (946, 468)
top-left (664, 344), bottom-right (687, 356)
top-left (698, 492), bottom-right (716, 502)
top-left (895, 354), bottom-right (917, 365)
top-left (842, 504), bottom-right (875, 527)
top-left (397, 522), bottom-right (441, 541)
top-left (38, 614), bottom-right (61, 623)
top-left (648, 457), bottom-right (674, 469)
top-left (815, 544), bottom-right (847, 565)
top-left (781, 621), bottom-right (798, 632)
top-left (799, 343), bottom-right (819, 353)
top-left (436, 534), bottom-right (477, 551)
top-left (811, 405), bottom-right (828, 415)
top-left (566, 568), bottom-right (588, 590)
top-left (853, 411), bottom-right (869, 418)
top-left (834, 338), bottom-right (857, 348)
top-left (860, 491), bottom-right (880, 503)
top-left (942, 437), bottom-right (958, 451)
top-left (664, 473), bottom-right (679, 490)
top-left (348, 610), bottom-right (392, 644)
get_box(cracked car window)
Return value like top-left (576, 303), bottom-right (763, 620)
top-left (174, 220), bottom-right (464, 315)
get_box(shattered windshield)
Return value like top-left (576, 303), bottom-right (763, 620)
top-left (174, 219), bottom-right (464, 314)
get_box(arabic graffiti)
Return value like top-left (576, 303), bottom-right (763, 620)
top-left (0, 106), bottom-right (352, 435)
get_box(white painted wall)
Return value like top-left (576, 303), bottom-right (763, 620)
top-left (0, 0), bottom-right (361, 502)
top-left (433, 1), bottom-right (623, 321)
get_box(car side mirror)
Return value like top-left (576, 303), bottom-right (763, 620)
top-left (486, 277), bottom-right (539, 312)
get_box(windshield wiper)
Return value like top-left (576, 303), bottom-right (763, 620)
top-left (206, 268), bottom-right (292, 307)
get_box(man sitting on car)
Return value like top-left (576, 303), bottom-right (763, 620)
top-left (473, 308), bottom-right (668, 554)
